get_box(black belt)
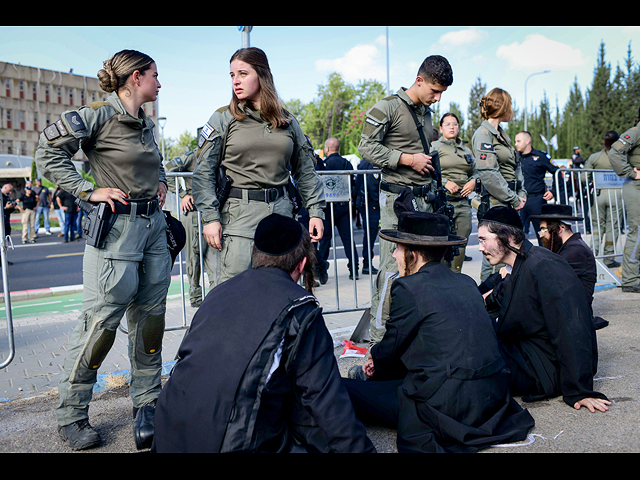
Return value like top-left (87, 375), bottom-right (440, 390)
top-left (112, 198), bottom-right (159, 216)
top-left (507, 180), bottom-right (523, 191)
top-left (229, 186), bottom-right (285, 203)
top-left (381, 181), bottom-right (433, 197)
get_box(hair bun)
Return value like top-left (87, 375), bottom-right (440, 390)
top-left (97, 60), bottom-right (118, 93)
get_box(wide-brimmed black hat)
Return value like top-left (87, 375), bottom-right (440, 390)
top-left (379, 211), bottom-right (468, 247)
top-left (254, 213), bottom-right (303, 255)
top-left (480, 206), bottom-right (524, 230)
top-left (530, 204), bottom-right (583, 222)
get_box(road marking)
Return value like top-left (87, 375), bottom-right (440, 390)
top-left (46, 252), bottom-right (84, 258)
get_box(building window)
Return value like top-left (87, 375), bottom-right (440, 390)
top-left (32, 83), bottom-right (38, 101)
top-left (57, 86), bottom-right (62, 104)
top-left (4, 78), bottom-right (10, 97)
top-left (69, 88), bottom-right (74, 106)
top-left (33, 112), bottom-right (38, 131)
top-left (19, 111), bottom-right (25, 130)
top-left (19, 80), bottom-right (25, 99)
top-left (6, 109), bottom-right (11, 129)
top-left (45, 85), bottom-right (50, 103)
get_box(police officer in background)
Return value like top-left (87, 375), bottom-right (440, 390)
top-left (472, 87), bottom-right (526, 282)
top-left (317, 138), bottom-right (360, 280)
top-left (165, 151), bottom-right (217, 307)
top-left (192, 47), bottom-right (325, 285)
top-left (515, 131), bottom-right (559, 244)
top-left (572, 145), bottom-right (585, 168)
top-left (35, 49), bottom-right (170, 451)
top-left (355, 157), bottom-right (381, 276)
top-left (608, 107), bottom-right (640, 293)
top-left (358, 55), bottom-right (453, 346)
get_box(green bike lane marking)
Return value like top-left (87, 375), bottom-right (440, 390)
top-left (1, 278), bottom-right (193, 320)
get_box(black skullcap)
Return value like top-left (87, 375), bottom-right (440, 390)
top-left (481, 206), bottom-right (523, 230)
top-left (254, 213), bottom-right (303, 256)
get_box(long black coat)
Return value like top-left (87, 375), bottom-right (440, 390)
top-left (371, 262), bottom-right (534, 453)
top-left (486, 240), bottom-right (608, 406)
top-left (152, 267), bottom-right (374, 453)
top-left (556, 232), bottom-right (597, 310)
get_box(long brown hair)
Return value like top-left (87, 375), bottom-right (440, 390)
top-left (229, 47), bottom-right (291, 128)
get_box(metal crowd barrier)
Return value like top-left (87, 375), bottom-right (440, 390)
top-left (0, 170), bottom-right (381, 365)
top-left (553, 167), bottom-right (628, 285)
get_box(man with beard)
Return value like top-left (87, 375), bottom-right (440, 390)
top-left (530, 204), bottom-right (607, 330)
top-left (480, 206), bottom-right (610, 412)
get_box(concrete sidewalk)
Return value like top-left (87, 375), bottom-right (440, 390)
top-left (1, 246), bottom-right (638, 453)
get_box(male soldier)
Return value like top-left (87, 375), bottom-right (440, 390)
top-left (514, 131), bottom-right (559, 244)
top-left (358, 55), bottom-right (453, 345)
top-left (584, 131), bottom-right (622, 268)
top-left (165, 151), bottom-right (217, 307)
top-left (608, 107), bottom-right (640, 293)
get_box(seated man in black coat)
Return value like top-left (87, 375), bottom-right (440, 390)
top-left (531, 203), bottom-right (608, 330)
top-left (480, 207), bottom-right (611, 413)
top-left (152, 214), bottom-right (375, 453)
top-left (343, 211), bottom-right (535, 453)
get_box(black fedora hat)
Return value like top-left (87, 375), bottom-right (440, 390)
top-left (379, 211), bottom-right (468, 247)
top-left (530, 204), bottom-right (583, 222)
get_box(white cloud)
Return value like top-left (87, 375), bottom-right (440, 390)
top-left (315, 42), bottom-right (387, 83)
top-left (496, 34), bottom-right (588, 71)
top-left (436, 28), bottom-right (488, 48)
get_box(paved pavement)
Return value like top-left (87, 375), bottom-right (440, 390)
top-left (1, 245), bottom-right (639, 453)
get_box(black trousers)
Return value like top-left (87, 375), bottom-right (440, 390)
top-left (341, 378), bottom-right (401, 428)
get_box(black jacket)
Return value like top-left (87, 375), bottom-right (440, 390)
top-left (556, 232), bottom-right (597, 310)
top-left (152, 267), bottom-right (374, 453)
top-left (486, 240), bottom-right (607, 406)
top-left (371, 262), bottom-right (534, 453)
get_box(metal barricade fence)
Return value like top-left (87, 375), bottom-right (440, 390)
top-left (554, 167), bottom-right (627, 285)
top-left (120, 170), bottom-right (380, 336)
top-left (0, 170), bottom-right (381, 366)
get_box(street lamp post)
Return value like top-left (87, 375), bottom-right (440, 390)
top-left (158, 116), bottom-right (167, 161)
top-left (524, 70), bottom-right (550, 131)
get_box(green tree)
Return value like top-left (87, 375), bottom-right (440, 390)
top-left (466, 77), bottom-right (486, 142)
top-left (584, 41), bottom-right (612, 155)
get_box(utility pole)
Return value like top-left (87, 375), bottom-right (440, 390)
top-left (238, 26), bottom-right (253, 47)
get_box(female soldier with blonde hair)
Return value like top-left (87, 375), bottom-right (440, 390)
top-left (192, 47), bottom-right (325, 284)
top-left (36, 49), bottom-right (170, 451)
top-left (471, 87), bottom-right (526, 281)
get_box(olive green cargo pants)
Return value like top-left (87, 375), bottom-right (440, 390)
top-left (56, 209), bottom-right (172, 427)
top-left (369, 189), bottom-right (433, 346)
top-left (181, 211), bottom-right (217, 303)
top-left (621, 180), bottom-right (640, 287)
top-left (217, 190), bottom-right (294, 285)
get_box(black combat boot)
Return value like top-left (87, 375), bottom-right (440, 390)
top-left (58, 419), bottom-right (101, 451)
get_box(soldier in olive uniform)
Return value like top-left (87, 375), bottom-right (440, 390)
top-left (165, 151), bottom-right (218, 306)
top-left (608, 109), bottom-right (640, 293)
top-left (192, 48), bottom-right (325, 285)
top-left (471, 88), bottom-right (526, 282)
top-left (34, 50), bottom-right (170, 451)
top-left (584, 131), bottom-right (622, 268)
top-left (432, 112), bottom-right (478, 273)
top-left (358, 55), bottom-right (453, 346)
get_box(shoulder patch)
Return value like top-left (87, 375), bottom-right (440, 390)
top-left (64, 111), bottom-right (86, 132)
top-left (87, 101), bottom-right (110, 110)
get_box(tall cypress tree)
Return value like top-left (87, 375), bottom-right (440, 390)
top-left (584, 41), bottom-right (612, 155)
top-left (466, 77), bottom-right (486, 142)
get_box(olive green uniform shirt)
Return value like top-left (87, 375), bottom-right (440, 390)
top-left (432, 137), bottom-right (479, 200)
top-left (471, 120), bottom-right (525, 207)
top-left (192, 105), bottom-right (325, 225)
top-left (358, 88), bottom-right (434, 187)
top-left (609, 125), bottom-right (640, 184)
top-left (35, 92), bottom-right (166, 201)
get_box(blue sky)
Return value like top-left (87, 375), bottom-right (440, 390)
top-left (3, 26), bottom-right (640, 143)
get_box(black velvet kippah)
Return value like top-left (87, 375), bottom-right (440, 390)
top-left (254, 213), bottom-right (303, 256)
top-left (481, 206), bottom-right (523, 230)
